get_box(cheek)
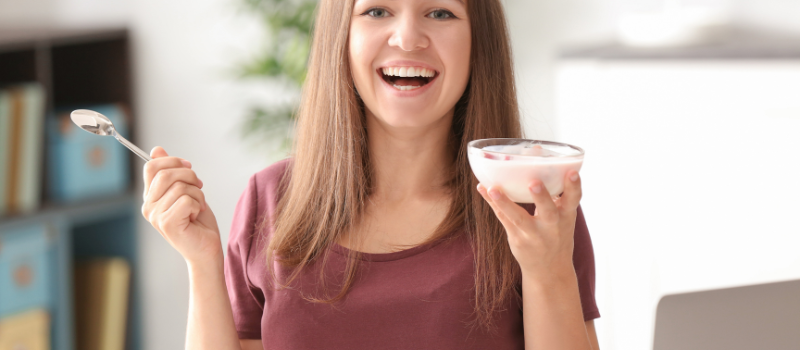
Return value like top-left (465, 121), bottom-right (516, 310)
top-left (348, 27), bottom-right (376, 91)
top-left (439, 27), bottom-right (472, 96)
top-left (457, 33), bottom-right (471, 75)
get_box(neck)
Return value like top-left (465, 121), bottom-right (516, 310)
top-left (365, 108), bottom-right (455, 203)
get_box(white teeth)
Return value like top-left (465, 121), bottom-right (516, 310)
top-left (392, 84), bottom-right (422, 91)
top-left (381, 66), bottom-right (436, 78)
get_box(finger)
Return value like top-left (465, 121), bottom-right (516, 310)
top-left (141, 202), bottom-right (164, 238)
top-left (149, 183), bottom-right (202, 224)
top-left (152, 180), bottom-right (206, 214)
top-left (161, 195), bottom-right (202, 233)
top-left (478, 184), bottom-right (534, 232)
top-left (560, 170), bottom-right (582, 212)
top-left (143, 151), bottom-right (193, 198)
top-left (476, 184), bottom-right (515, 230)
top-left (146, 168), bottom-right (204, 203)
top-left (150, 146), bottom-right (169, 159)
top-left (149, 147), bottom-right (191, 168)
top-left (528, 180), bottom-right (559, 223)
top-left (149, 146), bottom-right (191, 169)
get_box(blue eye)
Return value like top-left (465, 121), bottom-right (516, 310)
top-left (427, 9), bottom-right (455, 20)
top-left (364, 8), bottom-right (390, 18)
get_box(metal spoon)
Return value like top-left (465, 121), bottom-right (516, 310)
top-left (70, 109), bottom-right (152, 162)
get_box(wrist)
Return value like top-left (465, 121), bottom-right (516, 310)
top-left (521, 262), bottom-right (578, 292)
top-left (186, 250), bottom-right (224, 277)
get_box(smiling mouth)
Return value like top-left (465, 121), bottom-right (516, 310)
top-left (379, 67), bottom-right (439, 91)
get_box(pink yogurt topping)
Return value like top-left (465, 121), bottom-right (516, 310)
top-left (482, 144), bottom-right (565, 160)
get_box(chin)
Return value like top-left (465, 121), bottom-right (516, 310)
top-left (374, 109), bottom-right (445, 130)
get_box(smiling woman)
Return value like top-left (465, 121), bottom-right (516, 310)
top-left (140, 0), bottom-right (600, 349)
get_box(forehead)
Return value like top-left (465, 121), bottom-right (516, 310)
top-left (355, 0), bottom-right (465, 5)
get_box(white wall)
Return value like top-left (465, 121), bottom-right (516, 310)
top-left (556, 59), bottom-right (800, 350)
top-left (734, 0), bottom-right (800, 34)
top-left (0, 0), bottom-right (129, 26)
top-left (505, 0), bottom-right (800, 142)
top-left (0, 0), bottom-right (57, 25)
top-left (505, 0), bottom-right (619, 141)
top-left (129, 0), bottom-right (292, 348)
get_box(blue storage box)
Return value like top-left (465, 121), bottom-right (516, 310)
top-left (47, 104), bottom-right (131, 202)
top-left (0, 223), bottom-right (52, 318)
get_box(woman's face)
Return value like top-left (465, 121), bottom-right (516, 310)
top-left (349, 0), bottom-right (471, 130)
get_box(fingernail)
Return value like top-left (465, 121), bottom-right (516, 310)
top-left (531, 184), bottom-right (542, 194)
top-left (198, 178), bottom-right (204, 187)
top-left (181, 160), bottom-right (192, 168)
top-left (489, 188), bottom-right (501, 200)
top-left (570, 172), bottom-right (579, 182)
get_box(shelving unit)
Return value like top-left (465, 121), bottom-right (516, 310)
top-left (0, 27), bottom-right (141, 350)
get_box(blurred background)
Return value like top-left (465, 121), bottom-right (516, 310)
top-left (0, 0), bottom-right (798, 349)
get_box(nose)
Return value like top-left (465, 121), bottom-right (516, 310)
top-left (387, 15), bottom-right (429, 51)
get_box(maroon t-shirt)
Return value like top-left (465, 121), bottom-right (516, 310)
top-left (224, 159), bottom-right (600, 349)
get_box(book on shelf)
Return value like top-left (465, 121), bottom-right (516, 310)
top-left (74, 258), bottom-right (131, 350)
top-left (0, 83), bottom-right (45, 217)
top-left (0, 222), bottom-right (52, 317)
top-left (47, 104), bottom-right (131, 203)
top-left (0, 91), bottom-right (9, 216)
top-left (0, 308), bottom-right (50, 350)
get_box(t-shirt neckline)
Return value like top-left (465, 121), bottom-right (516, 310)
top-left (329, 236), bottom-right (450, 262)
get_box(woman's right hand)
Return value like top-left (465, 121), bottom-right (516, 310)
top-left (141, 146), bottom-right (222, 264)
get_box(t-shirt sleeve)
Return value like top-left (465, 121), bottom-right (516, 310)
top-left (224, 174), bottom-right (264, 339)
top-left (573, 205), bottom-right (600, 321)
top-left (520, 203), bottom-right (600, 321)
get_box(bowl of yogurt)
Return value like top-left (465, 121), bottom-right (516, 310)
top-left (467, 138), bottom-right (584, 203)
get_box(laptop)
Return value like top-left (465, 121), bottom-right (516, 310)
top-left (653, 279), bottom-right (800, 349)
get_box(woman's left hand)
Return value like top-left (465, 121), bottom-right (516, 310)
top-left (477, 170), bottom-right (582, 284)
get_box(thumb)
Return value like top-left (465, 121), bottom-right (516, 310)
top-left (151, 146), bottom-right (169, 159)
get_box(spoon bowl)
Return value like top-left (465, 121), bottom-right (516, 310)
top-left (70, 109), bottom-right (152, 162)
top-left (71, 109), bottom-right (116, 136)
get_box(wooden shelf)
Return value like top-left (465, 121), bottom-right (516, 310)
top-left (0, 191), bottom-right (139, 227)
top-left (0, 26), bottom-right (127, 53)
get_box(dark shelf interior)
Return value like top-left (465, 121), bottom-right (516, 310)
top-left (52, 38), bottom-right (132, 106)
top-left (0, 49), bottom-right (36, 84)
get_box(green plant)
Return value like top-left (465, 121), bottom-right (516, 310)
top-left (237, 0), bottom-right (317, 151)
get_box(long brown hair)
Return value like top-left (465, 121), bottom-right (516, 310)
top-left (260, 0), bottom-right (523, 331)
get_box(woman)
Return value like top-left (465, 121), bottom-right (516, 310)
top-left (141, 0), bottom-right (600, 349)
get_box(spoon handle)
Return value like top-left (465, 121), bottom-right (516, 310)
top-left (115, 134), bottom-right (153, 162)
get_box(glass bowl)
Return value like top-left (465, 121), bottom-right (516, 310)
top-left (467, 138), bottom-right (585, 203)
